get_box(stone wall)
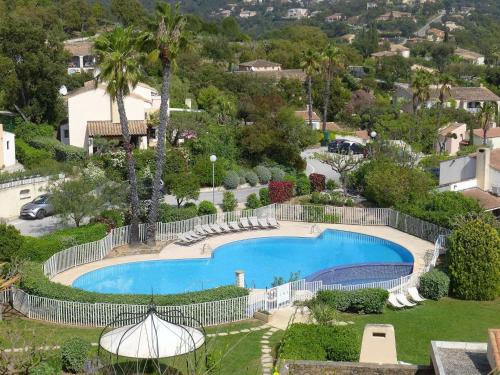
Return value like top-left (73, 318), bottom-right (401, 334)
top-left (280, 360), bottom-right (434, 375)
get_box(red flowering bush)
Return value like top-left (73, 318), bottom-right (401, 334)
top-left (269, 181), bottom-right (294, 203)
top-left (309, 173), bottom-right (326, 192)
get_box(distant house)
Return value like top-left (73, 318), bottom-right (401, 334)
top-left (455, 48), bottom-right (485, 65)
top-left (435, 122), bottom-right (468, 155)
top-left (235, 60), bottom-right (306, 81)
top-left (0, 124), bottom-right (15, 170)
top-left (285, 8), bottom-right (308, 19)
top-left (426, 28), bottom-right (445, 42)
top-left (411, 64), bottom-right (437, 74)
top-left (389, 44), bottom-right (410, 58)
top-left (376, 11), bottom-right (413, 21)
top-left (366, 2), bottom-right (378, 9)
top-left (62, 80), bottom-right (161, 154)
top-left (394, 84), bottom-right (500, 114)
top-left (325, 13), bottom-right (345, 23)
top-left (371, 51), bottom-right (398, 59)
top-left (295, 108), bottom-right (321, 130)
top-left (473, 127), bottom-right (500, 149)
top-left (340, 34), bottom-right (356, 44)
top-left (445, 21), bottom-right (464, 31)
top-left (438, 148), bottom-right (500, 215)
top-left (63, 38), bottom-right (96, 75)
top-left (239, 10), bottom-right (257, 18)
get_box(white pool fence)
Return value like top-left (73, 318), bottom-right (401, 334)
top-left (3, 204), bottom-right (450, 327)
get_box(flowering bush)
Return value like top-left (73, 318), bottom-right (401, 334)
top-left (269, 181), bottom-right (294, 203)
top-left (309, 173), bottom-right (326, 192)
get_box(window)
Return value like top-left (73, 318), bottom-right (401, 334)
top-left (64, 129), bottom-right (69, 138)
top-left (6, 141), bottom-right (9, 150)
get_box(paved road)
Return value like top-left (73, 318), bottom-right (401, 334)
top-left (8, 216), bottom-right (70, 237)
top-left (415, 11), bottom-right (445, 38)
top-left (301, 147), bottom-right (340, 182)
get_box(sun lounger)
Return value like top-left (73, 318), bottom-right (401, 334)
top-left (248, 217), bottom-right (261, 228)
top-left (267, 217), bottom-right (280, 228)
top-left (219, 222), bottom-right (231, 232)
top-left (388, 293), bottom-right (404, 308)
top-left (177, 233), bottom-right (193, 244)
top-left (210, 223), bottom-right (223, 233)
top-left (396, 293), bottom-right (416, 307)
top-left (239, 217), bottom-right (251, 230)
top-left (229, 221), bottom-right (242, 231)
top-left (187, 231), bottom-right (204, 241)
top-left (194, 225), bottom-right (208, 236)
top-left (408, 287), bottom-right (426, 302)
top-left (201, 224), bottom-right (215, 234)
top-left (258, 218), bottom-right (270, 229)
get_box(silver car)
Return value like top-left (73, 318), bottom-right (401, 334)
top-left (20, 194), bottom-right (54, 219)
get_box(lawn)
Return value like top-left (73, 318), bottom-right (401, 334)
top-left (342, 297), bottom-right (500, 365)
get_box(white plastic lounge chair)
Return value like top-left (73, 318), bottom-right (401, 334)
top-left (229, 221), bottom-right (242, 231)
top-left (201, 224), bottom-right (215, 234)
top-left (267, 217), bottom-right (280, 228)
top-left (408, 287), bottom-right (426, 302)
top-left (210, 223), bottom-right (223, 233)
top-left (239, 217), bottom-right (251, 230)
top-left (248, 217), bottom-right (260, 228)
top-left (396, 293), bottom-right (416, 307)
top-left (388, 293), bottom-right (404, 308)
top-left (194, 225), bottom-right (207, 236)
top-left (187, 231), bottom-right (204, 241)
top-left (177, 234), bottom-right (192, 244)
top-left (219, 222), bottom-right (231, 232)
top-left (258, 218), bottom-right (270, 229)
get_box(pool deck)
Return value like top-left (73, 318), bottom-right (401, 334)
top-left (51, 222), bottom-right (434, 286)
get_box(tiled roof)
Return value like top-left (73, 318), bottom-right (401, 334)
top-left (371, 51), bottom-right (398, 58)
top-left (490, 149), bottom-right (500, 170)
top-left (239, 59), bottom-right (281, 68)
top-left (295, 110), bottom-right (321, 121)
top-left (455, 48), bottom-right (483, 60)
top-left (473, 127), bottom-right (500, 139)
top-left (390, 44), bottom-right (410, 52)
top-left (64, 41), bottom-right (93, 56)
top-left (462, 188), bottom-right (500, 211)
top-left (439, 122), bottom-right (466, 136)
top-left (87, 120), bottom-right (147, 136)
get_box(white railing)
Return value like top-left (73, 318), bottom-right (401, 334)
top-left (0, 174), bottom-right (64, 191)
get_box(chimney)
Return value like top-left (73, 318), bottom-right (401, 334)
top-left (476, 147), bottom-right (491, 191)
top-left (0, 123), bottom-right (4, 169)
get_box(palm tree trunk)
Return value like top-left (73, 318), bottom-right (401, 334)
top-left (146, 60), bottom-right (171, 246)
top-left (116, 91), bottom-right (140, 245)
top-left (322, 66), bottom-right (332, 133)
top-left (307, 75), bottom-right (313, 128)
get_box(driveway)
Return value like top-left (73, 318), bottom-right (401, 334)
top-left (301, 147), bottom-right (340, 182)
top-left (8, 216), bottom-right (70, 237)
top-left (415, 11), bottom-right (445, 37)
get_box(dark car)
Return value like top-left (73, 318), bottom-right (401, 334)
top-left (339, 142), bottom-right (366, 155)
top-left (327, 139), bottom-right (347, 153)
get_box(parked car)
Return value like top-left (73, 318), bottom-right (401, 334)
top-left (339, 142), bottom-right (366, 155)
top-left (327, 139), bottom-right (347, 153)
top-left (20, 194), bottom-right (54, 219)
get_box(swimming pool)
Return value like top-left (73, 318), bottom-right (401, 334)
top-left (72, 229), bottom-right (413, 295)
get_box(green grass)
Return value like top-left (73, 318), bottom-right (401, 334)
top-left (341, 297), bottom-right (500, 365)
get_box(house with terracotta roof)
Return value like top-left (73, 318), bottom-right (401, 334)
top-left (438, 147), bottom-right (500, 215)
top-left (426, 28), bottom-right (445, 42)
top-left (295, 107), bottom-right (321, 130)
top-left (435, 122), bottom-right (468, 155)
top-left (62, 81), bottom-right (161, 154)
top-left (63, 38), bottom-right (96, 75)
top-left (236, 60), bottom-right (306, 81)
top-left (472, 127), bottom-right (500, 149)
top-left (325, 13), bottom-right (345, 23)
top-left (455, 48), bottom-right (485, 65)
top-left (376, 11), bottom-right (413, 21)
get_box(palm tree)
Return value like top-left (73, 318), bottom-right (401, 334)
top-left (142, 2), bottom-right (188, 246)
top-left (411, 70), bottom-right (432, 114)
top-left (94, 27), bottom-right (143, 245)
top-left (300, 49), bottom-right (321, 128)
top-left (478, 102), bottom-right (498, 145)
top-left (321, 43), bottom-right (344, 133)
top-left (434, 73), bottom-right (455, 153)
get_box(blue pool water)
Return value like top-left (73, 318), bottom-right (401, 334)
top-left (72, 230), bottom-right (414, 295)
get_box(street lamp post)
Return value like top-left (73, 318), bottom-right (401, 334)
top-left (210, 154), bottom-right (217, 204)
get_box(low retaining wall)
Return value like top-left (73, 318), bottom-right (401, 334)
top-left (280, 360), bottom-right (434, 375)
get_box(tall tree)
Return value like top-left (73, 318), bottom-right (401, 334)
top-left (321, 43), bottom-right (344, 133)
top-left (434, 73), bottom-right (455, 153)
top-left (143, 2), bottom-right (188, 246)
top-left (94, 27), bottom-right (143, 245)
top-left (411, 70), bottom-right (432, 113)
top-left (478, 102), bottom-right (498, 145)
top-left (300, 49), bottom-right (321, 128)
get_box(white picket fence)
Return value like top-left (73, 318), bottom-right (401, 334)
top-left (7, 204), bottom-right (449, 327)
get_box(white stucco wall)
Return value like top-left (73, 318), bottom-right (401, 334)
top-left (473, 135), bottom-right (500, 149)
top-left (2, 131), bottom-right (16, 167)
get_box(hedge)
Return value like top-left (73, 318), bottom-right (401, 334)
top-left (0, 223), bottom-right (24, 261)
top-left (159, 204), bottom-right (198, 223)
top-left (15, 139), bottom-right (52, 169)
top-left (280, 323), bottom-right (360, 362)
top-left (244, 171), bottom-right (259, 186)
top-left (28, 137), bottom-right (85, 163)
top-left (19, 262), bottom-right (249, 306)
top-left (314, 288), bottom-right (388, 314)
top-left (269, 167), bottom-right (285, 182)
top-left (418, 270), bottom-right (449, 300)
top-left (61, 338), bottom-right (90, 373)
top-left (246, 193), bottom-right (261, 209)
top-left (17, 223), bottom-right (108, 262)
top-left (198, 200), bottom-right (217, 215)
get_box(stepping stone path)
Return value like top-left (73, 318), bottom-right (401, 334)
top-left (260, 326), bottom-right (279, 375)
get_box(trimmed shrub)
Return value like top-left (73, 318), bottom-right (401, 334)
top-left (296, 176), bottom-right (311, 196)
top-left (314, 288), bottom-right (388, 314)
top-left (268, 181), bottom-right (294, 203)
top-left (0, 223), bottom-right (24, 261)
top-left (28, 137), bottom-right (85, 163)
top-left (280, 324), bottom-right (360, 362)
top-left (326, 179), bottom-right (339, 191)
top-left (244, 171), bottom-right (259, 186)
top-left (309, 173), bottom-right (326, 192)
top-left (20, 262), bottom-right (249, 305)
top-left (18, 223), bottom-right (107, 262)
top-left (270, 167), bottom-right (285, 182)
top-left (15, 140), bottom-right (52, 169)
top-left (159, 204), bottom-right (198, 223)
top-left (222, 191), bottom-right (237, 212)
top-left (61, 337), bottom-right (90, 373)
top-left (254, 165), bottom-right (271, 184)
top-left (315, 290), bottom-right (351, 312)
top-left (259, 188), bottom-right (270, 206)
top-left (418, 270), bottom-right (450, 300)
top-left (198, 200), bottom-right (217, 215)
top-left (223, 171), bottom-right (240, 190)
top-left (94, 209), bottom-right (125, 229)
top-left (246, 193), bottom-right (261, 209)
top-left (447, 220), bottom-right (500, 300)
